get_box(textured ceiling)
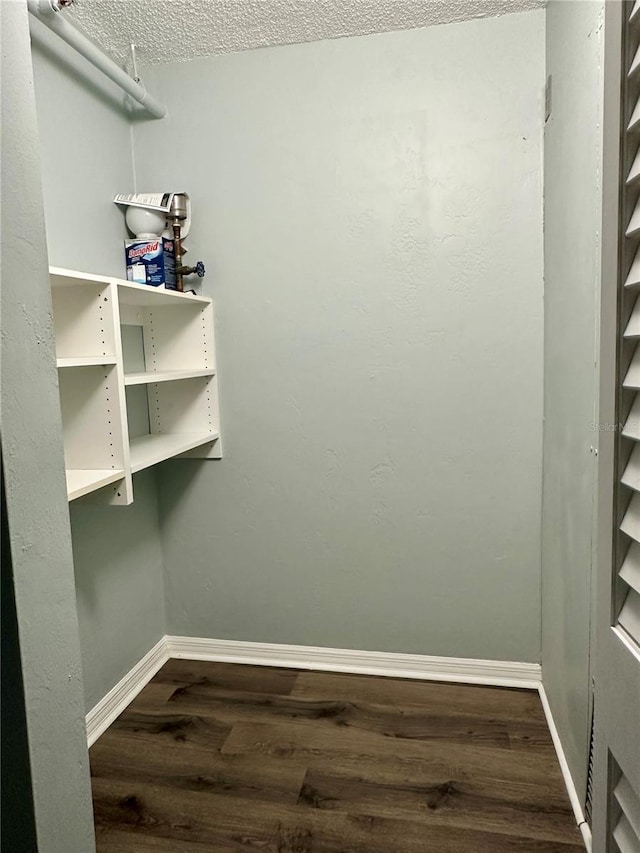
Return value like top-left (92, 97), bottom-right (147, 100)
top-left (68, 0), bottom-right (545, 67)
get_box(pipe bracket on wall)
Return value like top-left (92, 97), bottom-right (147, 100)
top-left (26, 0), bottom-right (167, 120)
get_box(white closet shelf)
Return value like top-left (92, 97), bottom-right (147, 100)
top-left (50, 266), bottom-right (210, 306)
top-left (117, 280), bottom-right (210, 307)
top-left (50, 267), bottom-right (113, 288)
top-left (66, 469), bottom-right (125, 501)
top-left (57, 356), bottom-right (117, 368)
top-left (124, 368), bottom-right (215, 386)
top-left (129, 432), bottom-right (220, 473)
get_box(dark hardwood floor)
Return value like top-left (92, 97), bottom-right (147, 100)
top-left (90, 660), bottom-right (584, 852)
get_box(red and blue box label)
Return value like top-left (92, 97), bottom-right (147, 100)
top-left (125, 238), bottom-right (176, 289)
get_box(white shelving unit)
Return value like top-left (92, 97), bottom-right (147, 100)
top-left (50, 267), bottom-right (222, 504)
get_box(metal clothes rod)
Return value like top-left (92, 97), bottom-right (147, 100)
top-left (27, 0), bottom-right (167, 120)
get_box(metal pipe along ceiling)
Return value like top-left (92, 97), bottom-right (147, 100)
top-left (27, 0), bottom-right (167, 120)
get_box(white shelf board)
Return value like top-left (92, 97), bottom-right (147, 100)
top-left (49, 267), bottom-right (211, 306)
top-left (57, 356), bottom-right (117, 368)
top-left (50, 267), bottom-right (113, 288)
top-left (124, 368), bottom-right (215, 386)
top-left (117, 280), bottom-right (211, 307)
top-left (129, 432), bottom-right (219, 473)
top-left (66, 469), bottom-right (125, 501)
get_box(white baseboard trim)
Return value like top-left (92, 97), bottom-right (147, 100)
top-left (538, 685), bottom-right (592, 853)
top-left (85, 637), bottom-right (169, 747)
top-left (86, 636), bottom-right (541, 747)
top-left (164, 635), bottom-right (542, 688)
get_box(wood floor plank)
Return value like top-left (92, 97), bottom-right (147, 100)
top-left (157, 682), bottom-right (516, 749)
top-left (508, 725), bottom-right (562, 754)
top-left (296, 767), bottom-right (582, 845)
top-left (95, 828), bottom-right (235, 853)
top-left (152, 659), bottom-right (299, 695)
top-left (105, 710), bottom-right (231, 754)
top-left (292, 671), bottom-right (547, 723)
top-left (220, 719), bottom-right (567, 789)
top-left (125, 683), bottom-right (182, 711)
top-left (297, 749), bottom-right (573, 812)
top-left (90, 735), bottom-right (307, 804)
top-left (139, 671), bottom-right (556, 756)
top-left (92, 777), bottom-right (582, 853)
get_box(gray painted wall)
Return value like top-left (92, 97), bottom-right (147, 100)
top-left (69, 471), bottom-right (166, 710)
top-left (542, 0), bottom-right (604, 799)
top-left (29, 15), bottom-right (134, 275)
top-left (1, 2), bottom-right (95, 848)
top-left (137, 11), bottom-right (545, 661)
top-left (30, 21), bottom-right (166, 711)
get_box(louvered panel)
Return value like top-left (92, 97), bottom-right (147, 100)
top-left (626, 251), bottom-right (640, 287)
top-left (621, 493), bottom-right (640, 542)
top-left (615, 776), bottom-right (640, 843)
top-left (623, 6), bottom-right (640, 618)
top-left (629, 147), bottom-right (640, 185)
top-left (626, 200), bottom-right (640, 237)
top-left (623, 446), bottom-right (640, 491)
top-left (619, 587), bottom-right (640, 644)
top-left (625, 297), bottom-right (640, 337)
top-left (625, 348), bottom-right (640, 388)
top-left (629, 95), bottom-right (640, 132)
top-left (623, 396), bottom-right (640, 440)
top-left (614, 812), bottom-right (640, 853)
top-left (585, 698), bottom-right (595, 828)
top-left (620, 542), bottom-right (640, 594)
top-left (610, 7), bottom-right (640, 848)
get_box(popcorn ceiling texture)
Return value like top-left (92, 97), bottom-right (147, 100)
top-left (69, 0), bottom-right (545, 67)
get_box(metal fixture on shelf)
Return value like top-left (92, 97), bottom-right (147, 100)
top-left (167, 194), bottom-right (206, 293)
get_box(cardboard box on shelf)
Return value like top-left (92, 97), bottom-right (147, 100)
top-left (125, 238), bottom-right (176, 289)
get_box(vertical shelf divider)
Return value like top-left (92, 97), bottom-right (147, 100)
top-left (102, 280), bottom-right (134, 505)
